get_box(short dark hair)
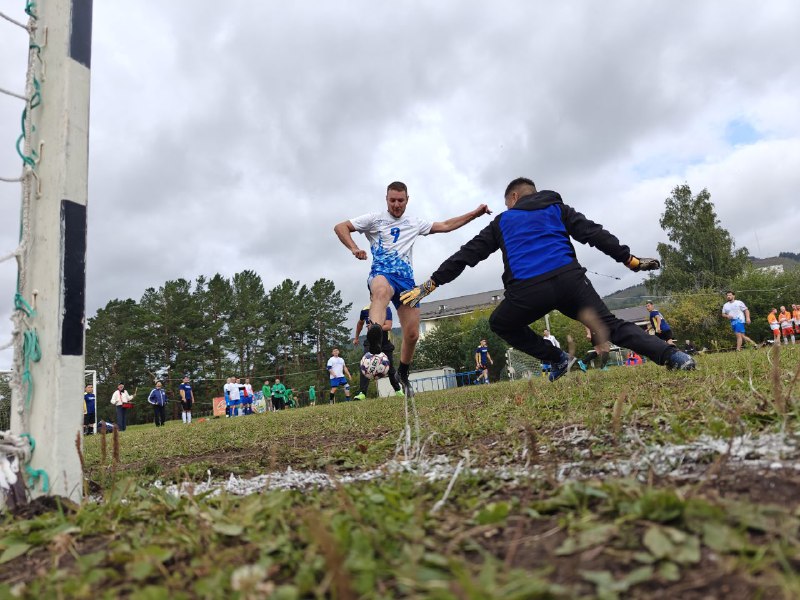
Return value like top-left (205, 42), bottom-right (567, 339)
top-left (726, 290), bottom-right (735, 295)
top-left (504, 177), bottom-right (536, 198)
top-left (387, 181), bottom-right (408, 194)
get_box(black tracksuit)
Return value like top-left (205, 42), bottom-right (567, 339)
top-left (429, 191), bottom-right (675, 366)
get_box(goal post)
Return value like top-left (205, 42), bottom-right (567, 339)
top-left (8, 0), bottom-right (93, 503)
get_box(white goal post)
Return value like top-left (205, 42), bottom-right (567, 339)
top-left (5, 0), bottom-right (93, 505)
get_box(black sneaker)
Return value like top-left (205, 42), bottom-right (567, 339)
top-left (666, 351), bottom-right (697, 371)
top-left (366, 323), bottom-right (382, 354)
top-left (398, 371), bottom-right (415, 398)
top-left (548, 351), bottom-right (577, 382)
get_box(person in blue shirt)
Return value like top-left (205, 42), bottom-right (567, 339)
top-left (83, 384), bottom-right (96, 435)
top-left (645, 302), bottom-right (675, 345)
top-left (148, 381), bottom-right (168, 427)
top-left (474, 339), bottom-right (494, 384)
top-left (352, 303), bottom-right (404, 400)
top-left (179, 375), bottom-right (194, 423)
top-left (401, 177), bottom-right (696, 380)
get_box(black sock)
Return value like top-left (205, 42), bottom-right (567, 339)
top-left (329, 391), bottom-right (335, 403)
top-left (398, 362), bottom-right (410, 378)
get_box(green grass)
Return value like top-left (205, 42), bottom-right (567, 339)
top-left (2, 348), bottom-right (800, 598)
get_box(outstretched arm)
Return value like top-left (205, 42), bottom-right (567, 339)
top-left (400, 223), bottom-right (500, 307)
top-left (429, 205), bottom-right (491, 234)
top-left (334, 220), bottom-right (367, 260)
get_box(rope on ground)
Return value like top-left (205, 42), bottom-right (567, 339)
top-left (430, 455), bottom-right (466, 514)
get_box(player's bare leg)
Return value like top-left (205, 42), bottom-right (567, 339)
top-left (367, 276), bottom-right (393, 353)
top-left (396, 303), bottom-right (421, 396)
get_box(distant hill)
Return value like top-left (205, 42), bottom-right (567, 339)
top-left (603, 283), bottom-right (653, 310)
top-left (749, 254), bottom-right (800, 271)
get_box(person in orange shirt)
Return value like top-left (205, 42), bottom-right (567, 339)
top-left (778, 306), bottom-right (795, 344)
top-left (793, 304), bottom-right (800, 336)
top-left (767, 308), bottom-right (781, 345)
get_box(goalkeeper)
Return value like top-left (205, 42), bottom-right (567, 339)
top-left (401, 177), bottom-right (696, 381)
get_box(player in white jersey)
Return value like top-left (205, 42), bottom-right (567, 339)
top-left (335, 181), bottom-right (491, 396)
top-left (721, 290), bottom-right (758, 351)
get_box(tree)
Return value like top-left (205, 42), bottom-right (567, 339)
top-left (648, 185), bottom-right (750, 293)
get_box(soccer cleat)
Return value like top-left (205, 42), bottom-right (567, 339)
top-left (666, 351), bottom-right (697, 371)
top-left (549, 352), bottom-right (577, 382)
top-left (399, 372), bottom-right (415, 398)
top-left (394, 390), bottom-right (405, 397)
top-left (577, 360), bottom-right (588, 373)
top-left (353, 392), bottom-right (366, 401)
top-left (366, 323), bottom-right (382, 354)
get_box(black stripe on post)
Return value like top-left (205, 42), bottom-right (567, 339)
top-left (61, 200), bottom-right (87, 356)
top-left (69, 0), bottom-right (93, 69)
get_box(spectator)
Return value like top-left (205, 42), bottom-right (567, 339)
top-left (779, 306), bottom-right (795, 344)
top-left (262, 379), bottom-right (272, 412)
top-left (148, 381), bottom-right (168, 427)
top-left (285, 387), bottom-right (295, 408)
top-left (83, 384), bottom-right (96, 436)
top-left (625, 351), bottom-right (642, 366)
top-left (767, 309), bottom-right (781, 345)
top-left (179, 375), bottom-right (194, 424)
top-left (110, 383), bottom-right (135, 431)
top-left (308, 385), bottom-right (316, 406)
top-left (271, 378), bottom-right (287, 410)
top-left (540, 329), bottom-right (560, 373)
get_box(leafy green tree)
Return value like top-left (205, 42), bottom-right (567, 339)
top-left (195, 274), bottom-right (233, 381)
top-left (414, 318), bottom-right (465, 371)
top-left (648, 185), bottom-right (750, 292)
top-left (228, 270), bottom-right (268, 376)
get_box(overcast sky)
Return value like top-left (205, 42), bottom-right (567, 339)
top-left (1, 1), bottom-right (799, 369)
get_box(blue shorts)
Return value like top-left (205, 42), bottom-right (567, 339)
top-left (731, 321), bottom-right (746, 334)
top-left (368, 272), bottom-right (416, 309)
top-left (330, 377), bottom-right (348, 388)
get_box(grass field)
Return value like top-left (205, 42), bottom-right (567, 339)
top-left (2, 347), bottom-right (800, 598)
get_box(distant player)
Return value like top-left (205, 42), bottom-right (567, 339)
top-left (262, 379), bottom-right (272, 412)
top-left (721, 291), bottom-right (758, 351)
top-left (645, 302), bottom-right (675, 345)
top-left (83, 384), bottom-right (96, 436)
top-left (179, 375), bottom-right (194, 423)
top-left (326, 348), bottom-right (352, 403)
top-left (352, 303), bottom-right (403, 400)
top-left (778, 306), bottom-right (795, 344)
top-left (401, 177), bottom-right (696, 380)
top-left (767, 308), bottom-right (781, 345)
top-left (334, 180), bottom-right (491, 397)
top-left (577, 326), bottom-right (610, 372)
top-left (474, 339), bottom-right (494, 384)
top-left (541, 328), bottom-right (560, 373)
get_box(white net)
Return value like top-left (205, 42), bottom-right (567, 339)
top-left (505, 348), bottom-right (543, 381)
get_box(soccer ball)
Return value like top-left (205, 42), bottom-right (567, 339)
top-left (360, 352), bottom-right (390, 380)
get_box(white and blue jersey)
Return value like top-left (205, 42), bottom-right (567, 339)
top-left (350, 211), bottom-right (433, 284)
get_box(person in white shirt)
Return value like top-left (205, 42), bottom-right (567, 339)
top-left (542, 328), bottom-right (560, 349)
top-left (110, 383), bottom-right (136, 431)
top-left (224, 377), bottom-right (241, 417)
top-left (334, 180), bottom-right (490, 397)
top-left (326, 348), bottom-right (352, 404)
top-left (721, 291), bottom-right (758, 351)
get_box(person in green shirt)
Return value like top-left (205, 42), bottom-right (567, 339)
top-left (271, 378), bottom-right (287, 410)
top-left (285, 387), bottom-right (295, 408)
top-left (308, 385), bottom-right (316, 406)
top-left (262, 380), bottom-right (271, 412)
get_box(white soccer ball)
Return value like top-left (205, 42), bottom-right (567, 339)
top-left (360, 352), bottom-right (390, 380)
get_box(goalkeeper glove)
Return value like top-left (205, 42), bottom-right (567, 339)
top-left (625, 255), bottom-right (660, 272)
top-left (399, 279), bottom-right (437, 308)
